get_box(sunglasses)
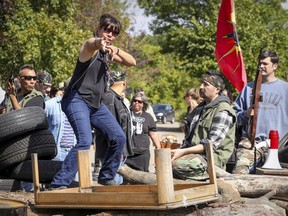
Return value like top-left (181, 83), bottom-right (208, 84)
top-left (20, 76), bottom-right (37, 81)
top-left (133, 99), bottom-right (143, 104)
top-left (102, 27), bottom-right (119, 37)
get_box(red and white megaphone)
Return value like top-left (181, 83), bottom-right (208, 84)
top-left (262, 130), bottom-right (282, 169)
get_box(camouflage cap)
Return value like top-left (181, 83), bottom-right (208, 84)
top-left (202, 70), bottom-right (225, 91)
top-left (37, 70), bottom-right (52, 86)
top-left (110, 71), bottom-right (126, 82)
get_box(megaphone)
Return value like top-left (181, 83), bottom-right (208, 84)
top-left (262, 130), bottom-right (282, 169)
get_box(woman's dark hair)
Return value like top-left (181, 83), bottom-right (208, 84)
top-left (96, 14), bottom-right (121, 36)
top-left (131, 92), bottom-right (148, 111)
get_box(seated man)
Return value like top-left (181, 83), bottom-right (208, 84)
top-left (171, 70), bottom-right (236, 180)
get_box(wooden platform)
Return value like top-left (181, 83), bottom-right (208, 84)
top-left (32, 143), bottom-right (219, 210)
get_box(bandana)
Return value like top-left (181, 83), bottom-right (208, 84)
top-left (203, 74), bottom-right (225, 90)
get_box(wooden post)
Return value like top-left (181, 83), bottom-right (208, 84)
top-left (155, 148), bottom-right (175, 204)
top-left (77, 150), bottom-right (92, 188)
top-left (31, 153), bottom-right (40, 203)
top-left (206, 142), bottom-right (218, 194)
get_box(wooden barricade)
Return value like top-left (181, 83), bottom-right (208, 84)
top-left (32, 143), bottom-right (218, 210)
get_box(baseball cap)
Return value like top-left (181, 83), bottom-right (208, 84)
top-left (37, 70), bottom-right (52, 86)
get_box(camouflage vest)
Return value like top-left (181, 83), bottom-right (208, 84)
top-left (7, 89), bottom-right (43, 112)
top-left (191, 102), bottom-right (236, 168)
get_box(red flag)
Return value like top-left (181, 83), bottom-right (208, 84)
top-left (215, 0), bottom-right (247, 92)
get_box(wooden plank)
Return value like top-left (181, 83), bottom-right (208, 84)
top-left (256, 167), bottom-right (288, 176)
top-left (165, 195), bottom-right (218, 209)
top-left (32, 153), bottom-right (40, 203)
top-left (92, 184), bottom-right (158, 193)
top-left (174, 184), bottom-right (218, 202)
top-left (206, 142), bottom-right (218, 194)
top-left (91, 183), bottom-right (209, 193)
top-left (77, 150), bottom-right (91, 188)
top-left (42, 188), bottom-right (79, 193)
top-left (37, 191), bottom-right (158, 206)
top-left (173, 183), bottom-right (209, 190)
top-left (155, 148), bottom-right (175, 204)
top-left (35, 195), bottom-right (218, 210)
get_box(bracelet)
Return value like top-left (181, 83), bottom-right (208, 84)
top-left (116, 48), bottom-right (120, 55)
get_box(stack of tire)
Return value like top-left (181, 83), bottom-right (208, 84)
top-left (0, 107), bottom-right (61, 191)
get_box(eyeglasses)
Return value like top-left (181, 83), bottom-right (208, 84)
top-left (20, 76), bottom-right (37, 81)
top-left (133, 99), bottom-right (143, 104)
top-left (102, 27), bottom-right (119, 37)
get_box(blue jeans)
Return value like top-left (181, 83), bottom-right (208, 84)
top-left (51, 90), bottom-right (125, 187)
top-left (53, 147), bottom-right (79, 182)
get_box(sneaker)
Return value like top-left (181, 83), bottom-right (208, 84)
top-left (49, 185), bottom-right (68, 190)
top-left (98, 179), bottom-right (120, 186)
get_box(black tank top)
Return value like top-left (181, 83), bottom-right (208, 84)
top-left (66, 51), bottom-right (109, 109)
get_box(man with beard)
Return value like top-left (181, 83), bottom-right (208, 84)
top-left (232, 50), bottom-right (288, 174)
top-left (171, 70), bottom-right (236, 180)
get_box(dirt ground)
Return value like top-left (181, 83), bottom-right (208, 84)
top-left (0, 190), bottom-right (37, 216)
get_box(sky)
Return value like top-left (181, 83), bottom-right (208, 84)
top-left (282, 0), bottom-right (288, 9)
top-left (126, 0), bottom-right (288, 36)
top-left (125, 0), bottom-right (153, 35)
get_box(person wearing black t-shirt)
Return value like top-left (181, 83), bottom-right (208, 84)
top-left (126, 92), bottom-right (161, 172)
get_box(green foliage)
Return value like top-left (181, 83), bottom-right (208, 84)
top-left (118, 34), bottom-right (189, 112)
top-left (1, 0), bottom-right (288, 121)
top-left (136, 0), bottom-right (288, 115)
top-left (0, 0), bottom-right (89, 85)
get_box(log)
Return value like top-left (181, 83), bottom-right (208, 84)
top-left (118, 165), bottom-right (288, 198)
top-left (220, 174), bottom-right (288, 197)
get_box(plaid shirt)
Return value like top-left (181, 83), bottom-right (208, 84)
top-left (184, 98), bottom-right (234, 150)
top-left (199, 110), bottom-right (233, 149)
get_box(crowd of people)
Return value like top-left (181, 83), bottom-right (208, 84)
top-left (0, 13), bottom-right (287, 190)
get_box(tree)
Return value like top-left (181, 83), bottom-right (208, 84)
top-left (137, 0), bottom-right (288, 93)
top-left (119, 34), bottom-right (190, 111)
top-left (0, 0), bottom-right (88, 85)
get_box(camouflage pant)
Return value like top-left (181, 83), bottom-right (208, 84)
top-left (232, 138), bottom-right (266, 174)
top-left (172, 154), bottom-right (209, 180)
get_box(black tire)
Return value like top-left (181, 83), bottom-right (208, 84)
top-left (5, 160), bottom-right (63, 183)
top-left (0, 107), bottom-right (48, 143)
top-left (170, 116), bottom-right (175, 124)
top-left (162, 116), bottom-right (167, 124)
top-left (279, 132), bottom-right (288, 163)
top-left (0, 179), bottom-right (22, 191)
top-left (0, 129), bottom-right (57, 171)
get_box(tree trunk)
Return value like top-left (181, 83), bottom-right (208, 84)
top-left (118, 165), bottom-right (288, 197)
